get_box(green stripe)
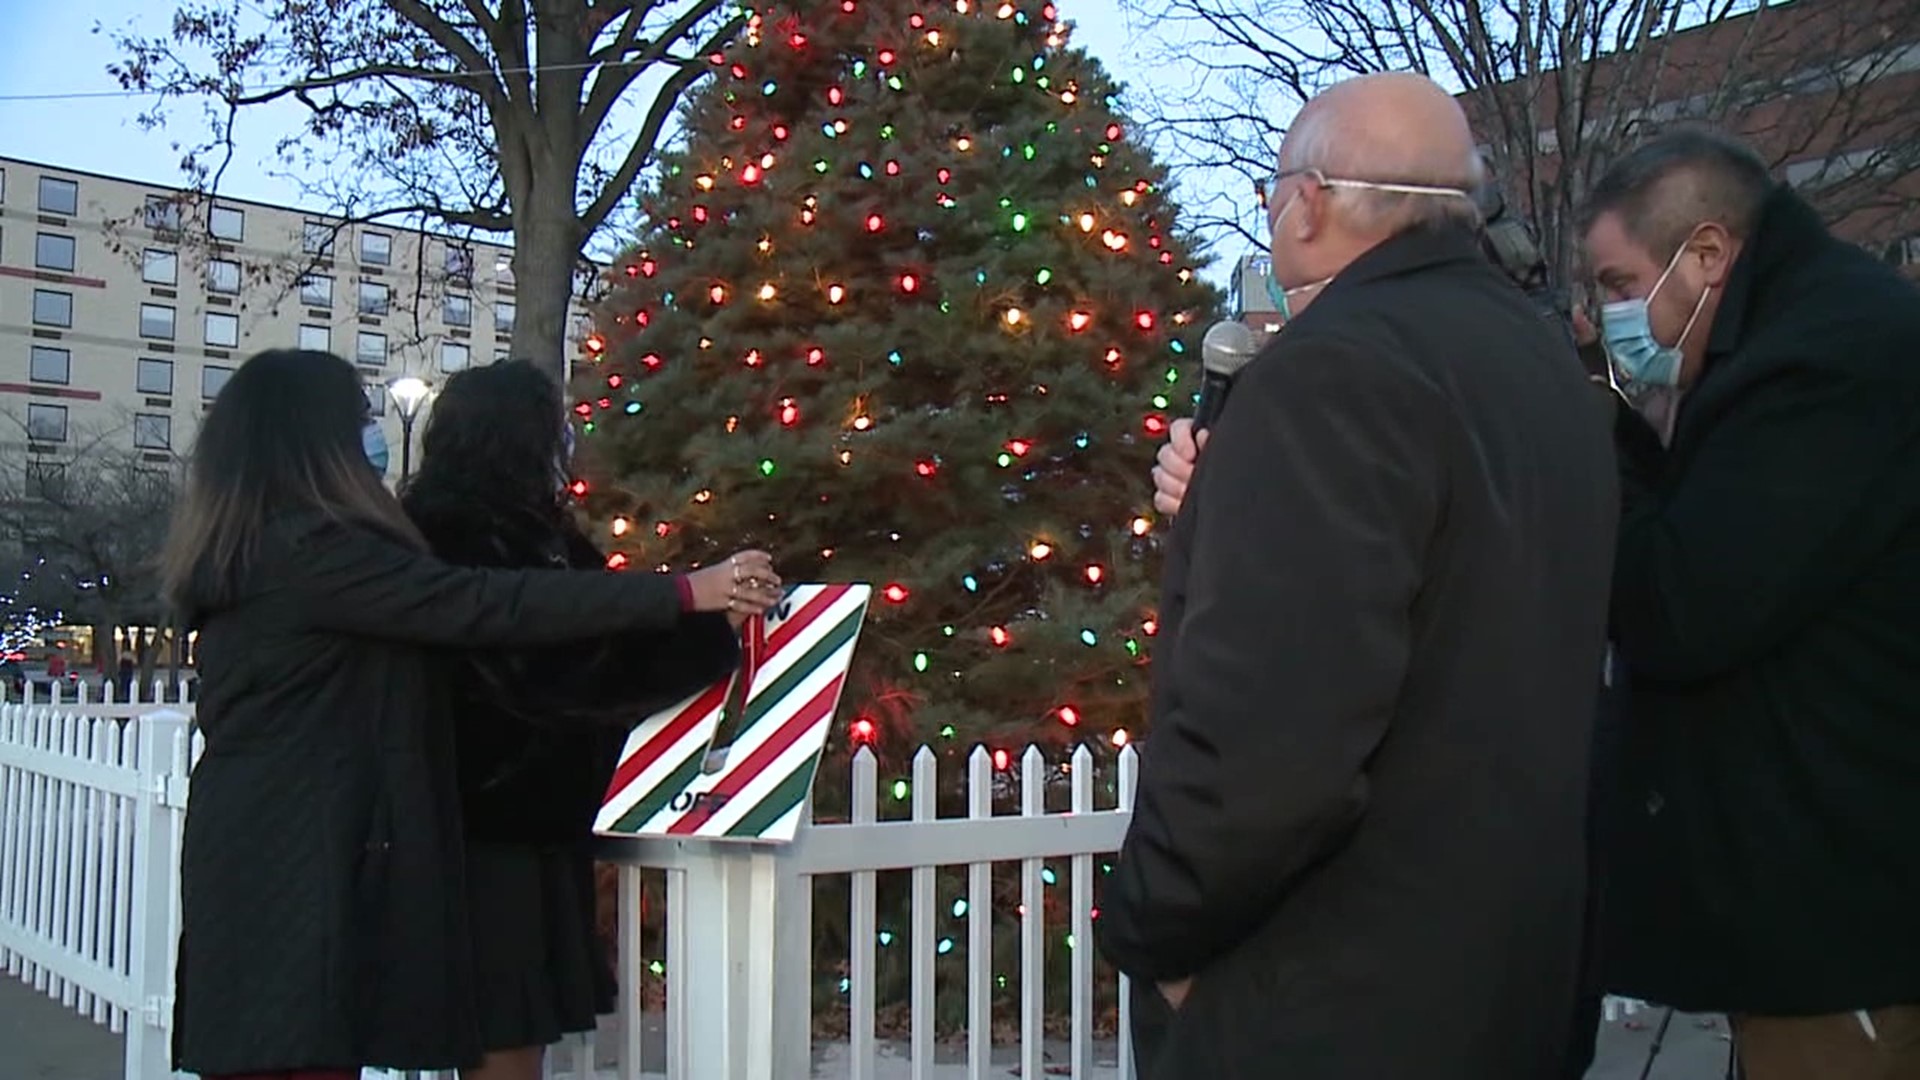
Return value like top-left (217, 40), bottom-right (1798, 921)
top-left (736, 611), bottom-right (863, 738)
top-left (723, 761), bottom-right (820, 838)
top-left (608, 747), bottom-right (705, 832)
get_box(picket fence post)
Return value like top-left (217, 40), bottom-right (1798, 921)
top-left (125, 710), bottom-right (190, 1080)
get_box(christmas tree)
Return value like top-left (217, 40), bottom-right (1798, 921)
top-left (576, 0), bottom-right (1219, 777)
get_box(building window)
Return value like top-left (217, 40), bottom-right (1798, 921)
top-left (144, 196), bottom-right (182, 232)
top-left (206, 259), bottom-right (242, 295)
top-left (33, 289), bottom-right (73, 328)
top-left (361, 232), bottom-right (392, 266)
top-left (446, 244), bottom-right (474, 281)
top-left (356, 331), bottom-right (387, 367)
top-left (298, 324), bottom-right (331, 351)
top-left (134, 414), bottom-right (172, 451)
top-left (201, 364), bottom-right (233, 400)
top-left (25, 460), bottom-right (66, 501)
top-left (29, 346), bottom-right (71, 385)
top-left (444, 293), bottom-right (472, 327)
top-left (300, 274), bottom-right (333, 307)
top-left (367, 386), bottom-right (388, 417)
top-left (209, 206), bottom-right (244, 242)
top-left (34, 233), bottom-right (76, 273)
top-left (204, 311), bottom-right (238, 348)
top-left (302, 220), bottom-right (334, 256)
top-left (495, 300), bottom-right (515, 335)
top-left (143, 249), bottom-right (178, 285)
top-left (26, 403), bottom-right (69, 443)
top-left (141, 303), bottom-right (176, 340)
top-left (137, 357), bottom-right (175, 396)
top-left (38, 176), bottom-right (78, 216)
top-left (359, 281), bottom-right (390, 316)
top-left (439, 342), bottom-right (471, 373)
top-left (495, 253), bottom-right (515, 288)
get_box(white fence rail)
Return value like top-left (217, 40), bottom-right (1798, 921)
top-left (1, 704), bottom-right (1649, 1080)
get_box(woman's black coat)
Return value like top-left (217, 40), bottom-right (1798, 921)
top-left (171, 514), bottom-right (692, 1074)
top-left (399, 481), bottom-right (740, 848)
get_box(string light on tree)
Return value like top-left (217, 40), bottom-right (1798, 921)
top-left (578, 0), bottom-right (1219, 778)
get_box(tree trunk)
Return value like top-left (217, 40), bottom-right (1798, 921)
top-left (508, 173), bottom-right (586, 387)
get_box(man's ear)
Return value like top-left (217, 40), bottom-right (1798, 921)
top-left (1294, 184), bottom-right (1328, 242)
top-left (1691, 222), bottom-right (1739, 288)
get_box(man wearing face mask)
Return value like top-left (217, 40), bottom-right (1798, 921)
top-left (1094, 72), bottom-right (1618, 1079)
top-left (1580, 129), bottom-right (1920, 1078)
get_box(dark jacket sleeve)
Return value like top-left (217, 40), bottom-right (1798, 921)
top-left (276, 517), bottom-right (685, 645)
top-left (1611, 359), bottom-right (1920, 684)
top-left (1097, 336), bottom-right (1444, 983)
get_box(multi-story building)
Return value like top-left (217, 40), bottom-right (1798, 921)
top-left (0, 154), bottom-right (587, 476)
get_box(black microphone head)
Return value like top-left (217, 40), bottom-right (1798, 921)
top-left (1201, 320), bottom-right (1258, 378)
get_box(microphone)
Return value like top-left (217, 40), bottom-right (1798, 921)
top-left (1193, 320), bottom-right (1258, 431)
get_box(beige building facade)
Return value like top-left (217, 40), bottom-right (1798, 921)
top-left (0, 154), bottom-right (583, 477)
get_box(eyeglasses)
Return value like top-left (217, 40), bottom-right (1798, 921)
top-left (1257, 167), bottom-right (1473, 210)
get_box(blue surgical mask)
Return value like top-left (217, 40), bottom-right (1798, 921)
top-left (1601, 240), bottom-right (1711, 389)
top-left (362, 421), bottom-right (390, 476)
top-left (1263, 195), bottom-right (1332, 324)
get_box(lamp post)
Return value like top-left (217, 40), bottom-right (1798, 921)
top-left (386, 376), bottom-right (432, 481)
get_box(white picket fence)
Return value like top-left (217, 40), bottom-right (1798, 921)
top-left (1, 698), bottom-right (1647, 1080)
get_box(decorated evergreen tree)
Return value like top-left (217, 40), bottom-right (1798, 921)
top-left (577, 0), bottom-right (1219, 776)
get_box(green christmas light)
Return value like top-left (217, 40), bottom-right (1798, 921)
top-left (761, 81), bottom-right (777, 95)
top-left (813, 159), bottom-right (830, 173)
top-left (1012, 68), bottom-right (1025, 84)
top-left (1164, 367), bottom-right (1180, 384)
top-left (758, 458), bottom-right (776, 476)
top-left (1012, 213), bottom-right (1029, 231)
top-left (887, 350), bottom-right (903, 365)
top-left (963, 575), bottom-right (979, 591)
top-left (1080, 629), bottom-right (1098, 646)
top-left (1152, 394), bottom-right (1171, 409)
top-left (913, 652), bottom-right (929, 672)
top-left (892, 779), bottom-right (909, 800)
top-left (952, 898), bottom-right (968, 917)
top-left (1022, 144), bottom-right (1036, 160)
top-left (887, 76), bottom-right (904, 91)
top-left (1034, 268), bottom-right (1052, 284)
top-left (997, 452), bottom-right (1013, 467)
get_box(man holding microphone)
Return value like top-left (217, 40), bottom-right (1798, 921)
top-left (1095, 72), bottom-right (1617, 1078)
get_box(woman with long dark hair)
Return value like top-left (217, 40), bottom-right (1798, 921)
top-left (400, 359), bottom-right (744, 1080)
top-left (162, 349), bottom-right (780, 1080)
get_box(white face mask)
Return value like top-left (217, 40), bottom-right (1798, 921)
top-left (1264, 169), bottom-right (1476, 320)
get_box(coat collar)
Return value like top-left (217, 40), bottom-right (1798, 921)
top-left (1705, 185), bottom-right (1831, 359)
top-left (1319, 221), bottom-right (1488, 300)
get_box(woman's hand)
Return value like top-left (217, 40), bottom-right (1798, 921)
top-left (686, 550), bottom-right (783, 618)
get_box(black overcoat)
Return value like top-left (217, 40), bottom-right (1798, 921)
top-left (1097, 223), bottom-right (1619, 1079)
top-left (171, 514), bottom-right (689, 1073)
top-left (1602, 187), bottom-right (1920, 1014)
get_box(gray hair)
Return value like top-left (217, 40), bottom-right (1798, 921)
top-left (1579, 127), bottom-right (1773, 257)
top-left (1280, 108), bottom-right (1486, 235)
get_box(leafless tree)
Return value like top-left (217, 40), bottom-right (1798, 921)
top-left (105, 0), bottom-right (746, 383)
top-left (1122, 0), bottom-right (1920, 288)
top-left (0, 412), bottom-right (183, 685)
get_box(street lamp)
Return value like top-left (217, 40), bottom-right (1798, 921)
top-left (386, 376), bottom-right (432, 480)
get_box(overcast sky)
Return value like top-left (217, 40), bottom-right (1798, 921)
top-left (0, 0), bottom-right (1263, 277)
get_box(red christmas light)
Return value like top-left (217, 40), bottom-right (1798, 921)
top-left (828, 86), bottom-right (845, 105)
top-left (1135, 310), bottom-right (1155, 330)
top-left (607, 374), bottom-right (623, 388)
top-left (654, 521), bottom-right (672, 537)
top-left (1105, 123), bottom-right (1123, 140)
top-left (709, 284), bottom-right (728, 304)
top-left (624, 264), bottom-right (640, 277)
top-left (992, 748), bottom-right (1011, 771)
top-left (640, 259), bottom-right (657, 277)
top-left (634, 309), bottom-right (650, 327)
top-left (936, 168), bottom-right (952, 184)
top-left (584, 334), bottom-right (606, 353)
top-left (641, 353), bottom-right (663, 371)
top-left (1143, 617), bottom-right (1160, 636)
top-left (883, 583), bottom-right (910, 603)
top-left (806, 346), bottom-right (826, 365)
top-left (1057, 705), bottom-right (1080, 727)
top-left (851, 717), bottom-right (877, 744)
top-left (1144, 414), bottom-right (1169, 436)
top-left (914, 460), bottom-right (937, 477)
top-left (730, 115), bottom-right (747, 131)
top-left (789, 32), bottom-right (808, 47)
top-left (1104, 347), bottom-right (1123, 366)
top-left (778, 398), bottom-right (800, 426)
top-left (1006, 438), bottom-right (1032, 456)
top-left (573, 402), bottom-right (592, 417)
top-left (878, 49), bottom-right (897, 65)
top-left (885, 159), bottom-right (902, 175)
top-left (1084, 564), bottom-right (1104, 584)
top-left (692, 205), bottom-right (709, 223)
top-left (730, 63), bottom-right (747, 78)
top-left (740, 163), bottom-right (763, 184)
top-left (1159, 252), bottom-right (1175, 265)
top-left (1067, 310), bottom-right (1092, 331)
top-left (909, 12), bottom-right (925, 26)
top-left (898, 272), bottom-right (918, 293)
top-left (773, 124), bottom-right (791, 141)
top-left (990, 626), bottom-right (1010, 647)
top-left (606, 552), bottom-right (630, 570)
top-left (866, 213), bottom-right (885, 232)
top-left (568, 479), bottom-right (588, 498)
top-left (744, 349), bottom-right (764, 367)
